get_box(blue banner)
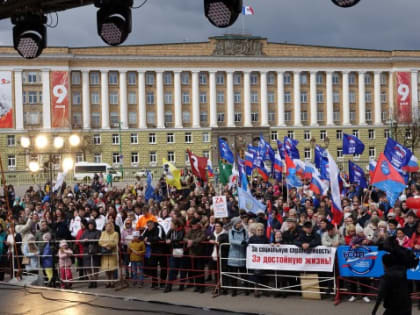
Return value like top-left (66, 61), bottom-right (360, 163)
top-left (337, 246), bottom-right (386, 278)
top-left (407, 250), bottom-right (420, 280)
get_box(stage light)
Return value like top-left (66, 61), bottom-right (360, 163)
top-left (12, 13), bottom-right (47, 59)
top-left (204, 0), bottom-right (242, 28)
top-left (331, 0), bottom-right (360, 8)
top-left (62, 157), bottom-right (74, 172)
top-left (29, 161), bottom-right (40, 173)
top-left (35, 135), bottom-right (48, 149)
top-left (53, 136), bottom-right (64, 149)
top-left (95, 0), bottom-right (133, 46)
top-left (20, 136), bottom-right (31, 148)
top-left (69, 134), bottom-right (81, 147)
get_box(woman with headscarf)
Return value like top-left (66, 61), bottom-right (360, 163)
top-left (99, 222), bottom-right (119, 288)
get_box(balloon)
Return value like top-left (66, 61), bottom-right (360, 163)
top-left (406, 197), bottom-right (420, 210)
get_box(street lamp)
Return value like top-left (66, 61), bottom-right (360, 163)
top-left (62, 157), bottom-right (74, 173)
top-left (35, 134), bottom-right (48, 150)
top-left (69, 134), bottom-right (81, 147)
top-left (53, 136), bottom-right (64, 149)
top-left (20, 136), bottom-right (30, 149)
top-left (28, 160), bottom-right (40, 173)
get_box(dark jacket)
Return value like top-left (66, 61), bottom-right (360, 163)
top-left (80, 228), bottom-right (101, 255)
top-left (248, 235), bottom-right (269, 245)
top-left (294, 230), bottom-right (321, 248)
top-left (143, 223), bottom-right (166, 253)
top-left (184, 227), bottom-right (205, 256)
top-left (282, 226), bottom-right (301, 245)
top-left (167, 228), bottom-right (185, 249)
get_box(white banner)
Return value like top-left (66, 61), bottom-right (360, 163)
top-left (212, 195), bottom-right (228, 218)
top-left (246, 244), bottom-right (336, 272)
top-left (0, 71), bottom-right (13, 128)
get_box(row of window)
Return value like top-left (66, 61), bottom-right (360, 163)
top-left (297, 147), bottom-right (377, 160)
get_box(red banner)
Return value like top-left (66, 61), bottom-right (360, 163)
top-left (396, 72), bottom-right (412, 123)
top-left (0, 71), bottom-right (13, 128)
top-left (51, 71), bottom-right (70, 128)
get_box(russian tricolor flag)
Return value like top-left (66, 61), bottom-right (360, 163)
top-left (244, 151), bottom-right (254, 175)
top-left (242, 6), bottom-right (255, 15)
top-left (207, 159), bottom-right (214, 178)
top-left (327, 151), bottom-right (343, 226)
top-left (369, 159), bottom-right (377, 178)
top-left (402, 155), bottom-right (419, 173)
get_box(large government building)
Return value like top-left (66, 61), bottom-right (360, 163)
top-left (0, 34), bottom-right (419, 182)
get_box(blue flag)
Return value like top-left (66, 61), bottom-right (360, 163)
top-left (238, 187), bottom-right (266, 214)
top-left (258, 134), bottom-right (275, 162)
top-left (343, 133), bottom-right (365, 155)
top-left (238, 158), bottom-right (249, 191)
top-left (314, 145), bottom-right (329, 180)
top-left (283, 136), bottom-right (300, 159)
top-left (348, 160), bottom-right (367, 189)
top-left (218, 138), bottom-right (234, 163)
top-left (384, 138), bottom-right (413, 170)
top-left (145, 171), bottom-right (156, 201)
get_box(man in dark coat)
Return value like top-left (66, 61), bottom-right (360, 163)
top-left (294, 221), bottom-right (321, 250)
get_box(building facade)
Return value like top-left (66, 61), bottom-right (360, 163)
top-left (0, 34), bottom-right (419, 180)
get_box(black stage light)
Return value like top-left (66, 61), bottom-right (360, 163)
top-left (331, 0), bottom-right (360, 8)
top-left (96, 0), bottom-right (133, 46)
top-left (12, 13), bottom-right (47, 59)
top-left (204, 0), bottom-right (242, 28)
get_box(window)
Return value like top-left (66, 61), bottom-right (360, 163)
top-left (251, 92), bottom-right (258, 104)
top-left (199, 73), bottom-right (207, 85)
top-left (128, 72), bottom-right (136, 85)
top-left (268, 72), bottom-right (275, 85)
top-left (112, 152), bottom-right (120, 164)
top-left (333, 111), bottom-right (340, 122)
top-left (182, 111), bottom-right (191, 123)
top-left (406, 128), bottom-right (412, 139)
top-left (316, 73), bottom-right (323, 85)
top-left (234, 73), bottom-right (241, 85)
top-left (75, 152), bottom-right (84, 163)
top-left (285, 111), bottom-right (291, 122)
top-left (304, 130), bottom-right (311, 141)
top-left (200, 92), bottom-right (207, 104)
top-left (251, 112), bottom-right (258, 122)
top-left (382, 111), bottom-right (388, 122)
top-left (349, 91), bottom-right (356, 103)
top-left (300, 73), bottom-right (308, 85)
top-left (72, 113), bottom-right (82, 126)
top-left (71, 72), bottom-right (81, 85)
top-left (203, 151), bottom-right (210, 159)
top-left (349, 73), bottom-right (356, 85)
top-left (333, 91), bottom-right (340, 103)
top-left (384, 129), bottom-right (390, 139)
top-left (217, 92), bottom-right (224, 104)
top-left (112, 134), bottom-right (120, 145)
top-left (365, 91), bottom-right (372, 103)
top-left (90, 72), bottom-right (99, 85)
top-left (317, 111), bottom-right (324, 122)
top-left (365, 74), bottom-right (371, 85)
top-left (146, 73), bottom-right (154, 85)
top-left (185, 132), bottom-right (192, 143)
top-left (284, 73), bottom-right (291, 85)
top-left (250, 73), bottom-right (258, 85)
top-left (336, 130), bottom-right (343, 140)
top-left (109, 92), bottom-right (118, 104)
top-left (128, 112), bottom-right (137, 124)
top-left (268, 111), bottom-right (275, 122)
top-left (91, 92), bottom-right (99, 105)
top-left (352, 130), bottom-right (359, 137)
top-left (149, 152), bottom-right (157, 165)
top-left (24, 111), bottom-right (41, 125)
top-left (369, 147), bottom-right (376, 158)
top-left (164, 92), bottom-right (172, 104)
top-left (287, 130), bottom-right (294, 139)
top-left (234, 112), bottom-right (242, 122)
top-left (234, 92), bottom-right (241, 104)
top-left (168, 151), bottom-right (175, 162)
top-left (147, 92), bottom-right (154, 104)
top-left (337, 147), bottom-right (343, 159)
top-left (128, 92), bottom-right (137, 105)
top-left (7, 135), bottom-right (15, 146)
top-left (131, 152), bottom-right (139, 165)
top-left (167, 133), bottom-right (175, 143)
top-left (284, 92), bottom-right (291, 103)
top-left (350, 111), bottom-right (356, 122)
top-left (130, 133), bottom-right (138, 144)
top-left (165, 111), bottom-right (173, 124)
top-left (216, 73), bottom-right (224, 85)
top-left (368, 129), bottom-right (375, 140)
top-left (381, 92), bottom-right (387, 103)
top-left (164, 72), bottom-right (172, 85)
top-left (366, 110), bottom-right (372, 122)
top-left (271, 131), bottom-right (278, 141)
top-left (268, 92), bottom-right (275, 103)
top-left (200, 111), bottom-right (208, 122)
top-left (149, 133), bottom-right (156, 144)
top-left (91, 113), bottom-right (100, 128)
top-left (316, 91), bottom-right (324, 103)
top-left (181, 72), bottom-right (189, 85)
top-left (320, 130), bottom-right (327, 140)
top-left (182, 92), bottom-right (190, 104)
top-left (217, 112), bottom-right (225, 122)
top-left (301, 111), bottom-right (308, 122)
top-left (109, 72), bottom-right (118, 85)
top-left (380, 73), bottom-right (387, 85)
top-left (7, 155), bottom-right (15, 170)
top-left (28, 91), bottom-right (37, 104)
top-left (332, 73), bottom-right (340, 85)
top-left (304, 148), bottom-right (311, 160)
top-left (202, 132), bottom-right (210, 142)
top-left (301, 92), bottom-right (307, 104)
top-left (110, 112), bottom-right (119, 125)
top-left (94, 153), bottom-right (102, 163)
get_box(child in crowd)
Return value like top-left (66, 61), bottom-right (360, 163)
top-left (41, 232), bottom-right (53, 286)
top-left (58, 240), bottom-right (73, 289)
top-left (128, 231), bottom-right (145, 287)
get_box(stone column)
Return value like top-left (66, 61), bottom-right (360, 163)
top-left (411, 70), bottom-right (419, 119)
top-left (342, 71), bottom-right (350, 126)
top-left (101, 70), bottom-right (110, 129)
top-left (260, 71), bottom-right (269, 126)
top-left (374, 71), bottom-right (382, 125)
top-left (174, 71), bottom-right (183, 128)
top-left (42, 69), bottom-right (51, 129)
top-left (326, 71), bottom-right (334, 126)
top-left (119, 70), bottom-right (128, 129)
top-left (138, 71), bottom-right (147, 128)
top-left (277, 71), bottom-right (285, 126)
top-left (244, 71), bottom-right (252, 127)
top-left (227, 71), bottom-right (235, 127)
top-left (14, 70), bottom-right (24, 130)
top-left (310, 71), bottom-right (318, 126)
top-left (156, 71), bottom-right (164, 128)
top-left (192, 71), bottom-right (200, 128)
top-left (358, 71), bottom-right (366, 125)
top-left (293, 71), bottom-right (301, 126)
top-left (209, 71), bottom-right (217, 127)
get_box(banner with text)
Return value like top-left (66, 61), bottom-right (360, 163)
top-left (213, 195), bottom-right (228, 218)
top-left (0, 71), bottom-right (13, 128)
top-left (246, 245), bottom-right (336, 272)
top-left (396, 72), bottom-right (412, 123)
top-left (51, 71), bottom-right (70, 128)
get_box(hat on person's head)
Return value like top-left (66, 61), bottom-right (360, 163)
top-left (355, 225), bottom-right (364, 234)
top-left (288, 208), bottom-right (297, 216)
top-left (286, 217), bottom-right (297, 223)
top-left (231, 217), bottom-right (242, 226)
top-left (59, 240), bottom-right (68, 247)
top-left (190, 218), bottom-right (200, 225)
top-left (407, 210), bottom-right (416, 217)
top-left (370, 217), bottom-right (380, 225)
top-left (344, 213), bottom-right (352, 220)
top-left (132, 231), bottom-right (140, 238)
top-left (303, 221), bottom-right (312, 229)
top-left (67, 193), bottom-right (73, 198)
top-left (387, 210), bottom-right (396, 218)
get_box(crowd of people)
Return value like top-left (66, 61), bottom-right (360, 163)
top-left (0, 171), bottom-right (418, 303)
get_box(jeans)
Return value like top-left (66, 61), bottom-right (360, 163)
top-left (131, 261), bottom-right (144, 282)
top-left (168, 256), bottom-right (187, 284)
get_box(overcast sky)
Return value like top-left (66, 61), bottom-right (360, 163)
top-left (0, 0), bottom-right (419, 50)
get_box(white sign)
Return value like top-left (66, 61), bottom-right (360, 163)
top-left (246, 244), bottom-right (336, 272)
top-left (212, 195), bottom-right (228, 218)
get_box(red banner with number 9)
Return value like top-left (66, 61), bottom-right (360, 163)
top-left (51, 71), bottom-right (70, 128)
top-left (396, 72), bottom-right (412, 123)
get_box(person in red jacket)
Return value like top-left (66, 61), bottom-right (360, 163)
top-left (75, 219), bottom-right (88, 280)
top-left (409, 221), bottom-right (420, 250)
